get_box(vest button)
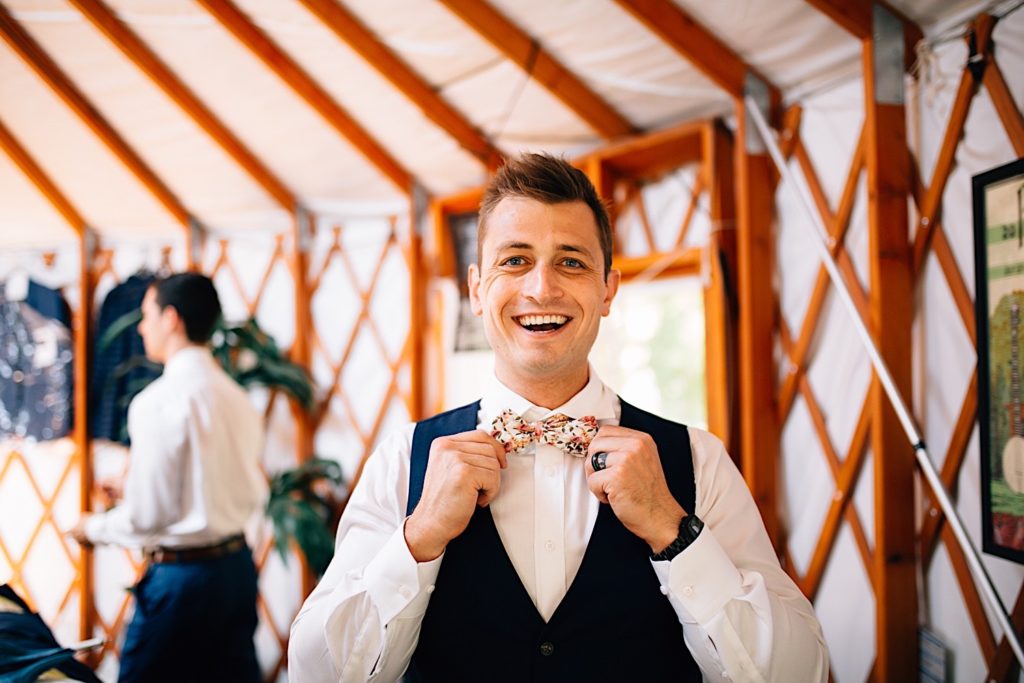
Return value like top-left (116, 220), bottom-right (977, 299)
top-left (539, 641), bottom-right (555, 656)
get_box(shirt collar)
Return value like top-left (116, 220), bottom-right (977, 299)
top-left (162, 345), bottom-right (213, 377)
top-left (480, 364), bottom-right (618, 424)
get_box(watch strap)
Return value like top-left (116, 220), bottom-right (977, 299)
top-left (650, 514), bottom-right (704, 562)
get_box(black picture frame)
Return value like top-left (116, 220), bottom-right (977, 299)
top-left (975, 156), bottom-right (1024, 564)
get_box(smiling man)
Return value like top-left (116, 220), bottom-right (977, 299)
top-left (289, 154), bottom-right (828, 683)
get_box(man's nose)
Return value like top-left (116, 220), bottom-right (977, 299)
top-left (522, 264), bottom-right (562, 301)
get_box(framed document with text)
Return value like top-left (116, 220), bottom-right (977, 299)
top-left (975, 157), bottom-right (1024, 564)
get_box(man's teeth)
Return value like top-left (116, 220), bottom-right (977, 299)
top-left (519, 314), bottom-right (567, 327)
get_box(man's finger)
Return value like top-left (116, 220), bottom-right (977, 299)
top-left (586, 469), bottom-right (610, 504)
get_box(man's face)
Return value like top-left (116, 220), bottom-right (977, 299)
top-left (468, 197), bottom-right (619, 390)
top-left (137, 288), bottom-right (173, 363)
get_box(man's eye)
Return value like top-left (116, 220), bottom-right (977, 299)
top-left (502, 256), bottom-right (526, 266)
top-left (562, 258), bottom-right (584, 268)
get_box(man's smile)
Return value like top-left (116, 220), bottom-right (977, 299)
top-left (514, 314), bottom-right (571, 332)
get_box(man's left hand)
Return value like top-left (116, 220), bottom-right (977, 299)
top-left (585, 425), bottom-right (685, 554)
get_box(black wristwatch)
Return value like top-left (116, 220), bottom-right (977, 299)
top-left (650, 514), bottom-right (704, 562)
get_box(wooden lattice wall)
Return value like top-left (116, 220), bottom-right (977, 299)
top-left (774, 10), bottom-right (1024, 682)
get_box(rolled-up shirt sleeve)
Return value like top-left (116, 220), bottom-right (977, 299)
top-left (650, 428), bottom-right (829, 683)
top-left (289, 426), bottom-right (441, 683)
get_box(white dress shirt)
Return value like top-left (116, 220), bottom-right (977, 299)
top-left (85, 346), bottom-right (267, 548)
top-left (289, 371), bottom-right (828, 683)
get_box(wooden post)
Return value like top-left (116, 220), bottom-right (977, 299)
top-left (408, 185), bottom-right (428, 422)
top-left (76, 229), bottom-right (95, 643)
top-left (703, 121), bottom-right (738, 454)
top-left (735, 77), bottom-right (780, 547)
top-left (290, 208), bottom-right (315, 596)
top-left (864, 5), bottom-right (917, 679)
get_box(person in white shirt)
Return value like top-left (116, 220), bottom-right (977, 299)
top-left (71, 273), bottom-right (267, 683)
top-left (289, 153), bottom-right (828, 682)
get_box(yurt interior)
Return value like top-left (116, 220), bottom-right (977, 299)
top-left (1, 0), bottom-right (1023, 680)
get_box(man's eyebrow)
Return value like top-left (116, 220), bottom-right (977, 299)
top-left (493, 241), bottom-right (532, 251)
top-left (491, 241), bottom-right (595, 258)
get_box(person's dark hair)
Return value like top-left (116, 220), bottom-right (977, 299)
top-left (478, 153), bottom-right (613, 279)
top-left (151, 272), bottom-right (222, 343)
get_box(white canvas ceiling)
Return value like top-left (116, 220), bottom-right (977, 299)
top-left (0, 0), bottom-right (998, 248)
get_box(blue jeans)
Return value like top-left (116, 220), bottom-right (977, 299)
top-left (118, 545), bottom-right (260, 683)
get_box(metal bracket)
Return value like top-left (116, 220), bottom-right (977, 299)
top-left (295, 205), bottom-right (313, 254)
top-left (743, 73), bottom-right (770, 154)
top-left (872, 3), bottom-right (904, 105)
top-left (411, 182), bottom-right (430, 237)
top-left (188, 217), bottom-right (205, 268)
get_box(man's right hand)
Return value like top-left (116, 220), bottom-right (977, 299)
top-left (405, 430), bottom-right (507, 562)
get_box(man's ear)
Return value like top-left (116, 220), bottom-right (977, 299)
top-left (601, 269), bottom-right (621, 317)
top-left (468, 264), bottom-right (483, 316)
top-left (162, 305), bottom-right (184, 334)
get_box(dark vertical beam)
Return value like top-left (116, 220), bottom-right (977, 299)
top-left (297, 0), bottom-right (503, 169)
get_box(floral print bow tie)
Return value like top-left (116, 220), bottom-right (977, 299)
top-left (489, 409), bottom-right (599, 457)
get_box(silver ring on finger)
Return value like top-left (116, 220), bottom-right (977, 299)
top-left (591, 451), bottom-right (608, 472)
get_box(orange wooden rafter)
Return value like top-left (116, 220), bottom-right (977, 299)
top-left (197, 0), bottom-right (414, 194)
top-left (613, 0), bottom-right (779, 102)
top-left (298, 0), bottom-right (503, 169)
top-left (439, 0), bottom-right (634, 140)
top-left (69, 0), bottom-right (297, 210)
top-left (0, 3), bottom-right (192, 229)
top-left (0, 117), bottom-right (88, 232)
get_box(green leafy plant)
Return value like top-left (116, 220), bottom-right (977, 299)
top-left (210, 319), bottom-right (314, 411)
top-left (266, 457), bottom-right (344, 577)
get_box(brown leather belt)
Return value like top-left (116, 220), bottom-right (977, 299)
top-left (144, 534), bottom-right (246, 564)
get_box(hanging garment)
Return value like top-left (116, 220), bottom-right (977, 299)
top-left (0, 584), bottom-right (102, 683)
top-left (90, 274), bottom-right (160, 444)
top-left (0, 281), bottom-right (74, 442)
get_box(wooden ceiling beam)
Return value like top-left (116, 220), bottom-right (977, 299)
top-left (613, 0), bottom-right (779, 102)
top-left (297, 0), bottom-right (503, 170)
top-left (69, 0), bottom-right (297, 210)
top-left (804, 0), bottom-right (923, 71)
top-left (0, 3), bottom-right (191, 228)
top-left (197, 0), bottom-right (414, 194)
top-left (439, 0), bottom-right (636, 140)
top-left (0, 116), bottom-right (88, 234)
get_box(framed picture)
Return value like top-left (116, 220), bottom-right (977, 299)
top-left (975, 157), bottom-right (1024, 564)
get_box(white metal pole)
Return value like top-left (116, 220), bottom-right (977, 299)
top-left (744, 95), bottom-right (1024, 668)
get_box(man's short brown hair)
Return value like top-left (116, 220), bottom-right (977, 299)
top-left (478, 153), bottom-right (613, 279)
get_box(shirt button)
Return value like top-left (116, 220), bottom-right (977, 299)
top-left (682, 585), bottom-right (694, 597)
top-left (539, 641), bottom-right (554, 656)
top-left (426, 585), bottom-right (435, 594)
top-left (12, 370), bottom-right (24, 383)
top-left (659, 585), bottom-right (668, 595)
top-left (544, 540), bottom-right (555, 552)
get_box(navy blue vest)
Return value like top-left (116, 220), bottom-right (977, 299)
top-left (406, 399), bottom-right (702, 683)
